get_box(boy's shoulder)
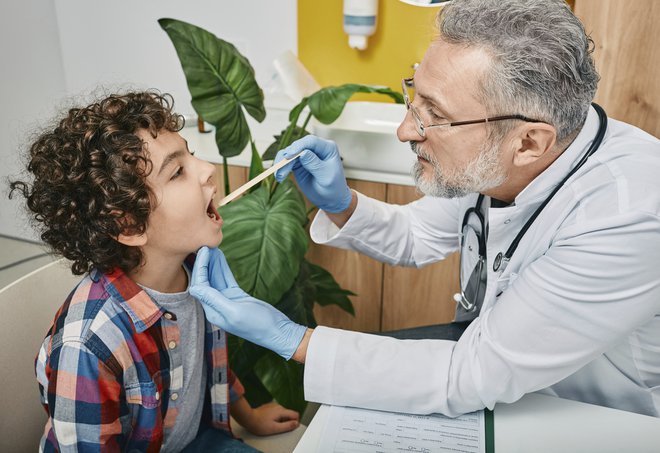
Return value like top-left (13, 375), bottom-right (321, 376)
top-left (45, 268), bottom-right (164, 361)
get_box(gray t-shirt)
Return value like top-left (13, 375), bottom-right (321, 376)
top-left (141, 271), bottom-right (207, 453)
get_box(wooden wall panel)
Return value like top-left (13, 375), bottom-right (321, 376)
top-left (574, 0), bottom-right (660, 137)
top-left (213, 164), bottom-right (248, 196)
top-left (381, 184), bottom-right (459, 331)
top-left (307, 179), bottom-right (387, 333)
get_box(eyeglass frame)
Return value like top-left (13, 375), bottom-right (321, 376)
top-left (402, 77), bottom-right (543, 137)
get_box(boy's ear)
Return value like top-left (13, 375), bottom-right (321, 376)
top-left (112, 213), bottom-right (148, 246)
top-left (116, 230), bottom-right (147, 247)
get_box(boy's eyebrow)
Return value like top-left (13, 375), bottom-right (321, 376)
top-left (157, 149), bottom-right (186, 176)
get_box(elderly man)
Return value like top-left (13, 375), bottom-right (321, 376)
top-left (191, 0), bottom-right (660, 417)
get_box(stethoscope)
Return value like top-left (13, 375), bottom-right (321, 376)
top-left (454, 103), bottom-right (608, 311)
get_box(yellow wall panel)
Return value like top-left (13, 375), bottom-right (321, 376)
top-left (298, 0), bottom-right (439, 102)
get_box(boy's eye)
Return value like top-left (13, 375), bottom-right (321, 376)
top-left (170, 166), bottom-right (183, 180)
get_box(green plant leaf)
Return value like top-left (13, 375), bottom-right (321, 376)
top-left (288, 98), bottom-right (309, 123)
top-left (262, 126), bottom-right (310, 161)
top-left (307, 84), bottom-right (404, 125)
top-left (277, 260), bottom-right (317, 327)
top-left (247, 140), bottom-right (265, 193)
top-left (254, 351), bottom-right (306, 414)
top-left (159, 18), bottom-right (265, 157)
top-left (306, 261), bottom-right (356, 315)
top-left (218, 179), bottom-right (308, 303)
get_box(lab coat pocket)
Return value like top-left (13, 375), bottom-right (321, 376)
top-left (496, 272), bottom-right (518, 297)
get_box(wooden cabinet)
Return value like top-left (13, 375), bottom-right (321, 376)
top-left (306, 179), bottom-right (458, 333)
top-left (574, 0), bottom-right (660, 138)
top-left (307, 179), bottom-right (387, 333)
top-left (381, 185), bottom-right (459, 332)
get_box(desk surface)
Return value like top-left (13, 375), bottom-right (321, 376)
top-left (294, 393), bottom-right (660, 453)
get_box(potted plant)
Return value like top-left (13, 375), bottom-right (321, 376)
top-left (159, 18), bottom-right (403, 414)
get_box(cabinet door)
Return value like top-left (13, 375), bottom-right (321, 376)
top-left (213, 164), bottom-right (248, 195)
top-left (574, 0), bottom-right (660, 137)
top-left (308, 179), bottom-right (386, 333)
top-left (381, 184), bottom-right (459, 331)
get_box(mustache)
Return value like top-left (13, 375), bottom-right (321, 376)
top-left (410, 142), bottom-right (433, 162)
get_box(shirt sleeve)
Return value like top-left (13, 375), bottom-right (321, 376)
top-left (310, 192), bottom-right (462, 267)
top-left (227, 366), bottom-right (245, 404)
top-left (43, 339), bottom-right (124, 451)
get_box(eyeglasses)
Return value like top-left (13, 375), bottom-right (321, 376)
top-left (455, 194), bottom-right (488, 312)
top-left (402, 78), bottom-right (543, 137)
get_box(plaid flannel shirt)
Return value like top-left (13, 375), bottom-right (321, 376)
top-left (35, 256), bottom-right (244, 452)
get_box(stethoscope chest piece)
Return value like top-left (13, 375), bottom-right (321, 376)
top-left (493, 252), bottom-right (502, 272)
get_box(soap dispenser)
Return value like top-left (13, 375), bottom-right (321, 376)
top-left (343, 0), bottom-right (378, 50)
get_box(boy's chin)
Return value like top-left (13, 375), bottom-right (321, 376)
top-left (202, 237), bottom-right (223, 249)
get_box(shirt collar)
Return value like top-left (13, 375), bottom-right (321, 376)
top-left (514, 105), bottom-right (602, 207)
top-left (90, 254), bottom-right (197, 333)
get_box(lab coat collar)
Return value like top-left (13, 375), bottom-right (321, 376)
top-left (514, 105), bottom-right (603, 207)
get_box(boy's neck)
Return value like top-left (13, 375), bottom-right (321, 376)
top-left (129, 253), bottom-right (189, 293)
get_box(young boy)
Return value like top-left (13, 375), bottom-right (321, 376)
top-left (10, 91), bottom-right (299, 452)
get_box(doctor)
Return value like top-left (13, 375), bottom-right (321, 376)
top-left (191, 0), bottom-right (660, 417)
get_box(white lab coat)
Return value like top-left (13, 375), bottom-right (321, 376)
top-left (303, 106), bottom-right (660, 417)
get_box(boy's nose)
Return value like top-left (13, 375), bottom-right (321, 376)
top-left (202, 160), bottom-right (217, 186)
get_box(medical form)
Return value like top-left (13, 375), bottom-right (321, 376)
top-left (316, 405), bottom-right (490, 453)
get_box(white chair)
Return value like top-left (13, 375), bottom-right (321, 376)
top-left (0, 259), bottom-right (304, 452)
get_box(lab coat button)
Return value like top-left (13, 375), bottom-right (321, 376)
top-left (504, 219), bottom-right (511, 224)
top-left (171, 393), bottom-right (179, 401)
top-left (164, 312), bottom-right (173, 320)
top-left (168, 341), bottom-right (177, 349)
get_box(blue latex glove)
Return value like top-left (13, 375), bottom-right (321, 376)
top-left (274, 135), bottom-right (352, 213)
top-left (190, 246), bottom-right (307, 360)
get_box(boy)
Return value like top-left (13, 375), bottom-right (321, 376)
top-left (10, 91), bottom-right (299, 452)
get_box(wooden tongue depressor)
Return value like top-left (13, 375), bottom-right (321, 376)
top-left (217, 152), bottom-right (303, 207)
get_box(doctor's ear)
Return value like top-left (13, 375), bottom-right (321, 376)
top-left (510, 122), bottom-right (557, 167)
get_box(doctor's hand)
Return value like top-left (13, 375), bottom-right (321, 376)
top-left (190, 246), bottom-right (307, 360)
top-left (274, 135), bottom-right (353, 214)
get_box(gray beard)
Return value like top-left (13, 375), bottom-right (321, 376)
top-left (410, 141), bottom-right (506, 198)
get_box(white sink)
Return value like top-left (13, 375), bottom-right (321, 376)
top-left (311, 101), bottom-right (416, 184)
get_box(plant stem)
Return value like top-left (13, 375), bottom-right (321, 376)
top-left (280, 124), bottom-right (296, 150)
top-left (300, 112), bottom-right (312, 137)
top-left (281, 105), bottom-right (305, 148)
top-left (222, 156), bottom-right (230, 196)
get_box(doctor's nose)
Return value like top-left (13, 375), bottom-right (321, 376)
top-left (397, 110), bottom-right (424, 143)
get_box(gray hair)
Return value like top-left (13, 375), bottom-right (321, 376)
top-left (437, 0), bottom-right (599, 142)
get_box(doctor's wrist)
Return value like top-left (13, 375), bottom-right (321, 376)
top-left (291, 328), bottom-right (314, 363)
top-left (325, 190), bottom-right (358, 229)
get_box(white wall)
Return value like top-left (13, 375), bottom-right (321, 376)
top-left (0, 0), bottom-right (67, 240)
top-left (53, 0), bottom-right (297, 117)
top-left (0, 0), bottom-right (296, 240)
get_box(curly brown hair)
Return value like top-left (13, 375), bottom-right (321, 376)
top-left (10, 90), bottom-right (184, 275)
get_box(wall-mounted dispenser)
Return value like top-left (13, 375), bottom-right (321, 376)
top-left (343, 0), bottom-right (378, 50)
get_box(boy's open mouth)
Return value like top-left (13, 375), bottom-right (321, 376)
top-left (206, 198), bottom-right (222, 223)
